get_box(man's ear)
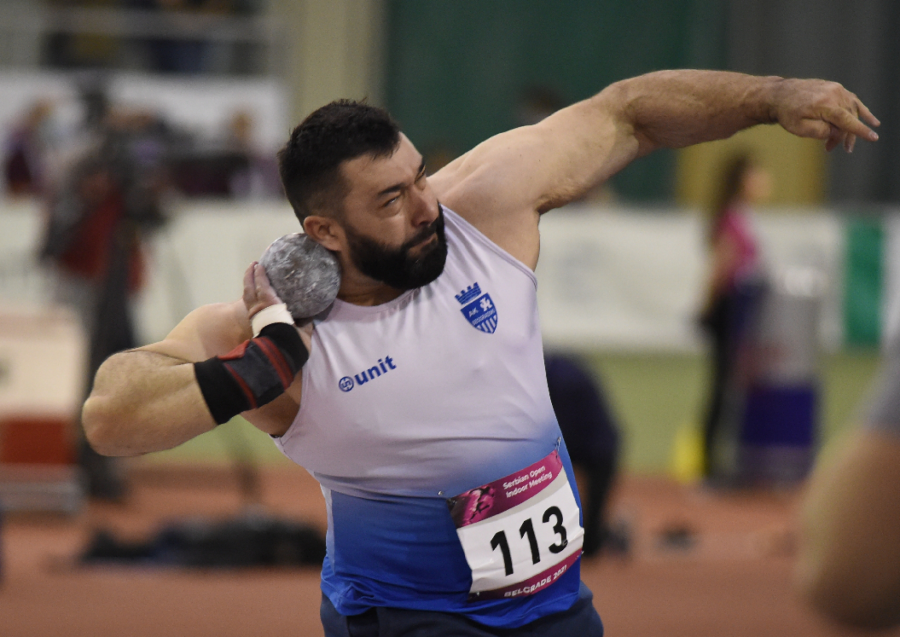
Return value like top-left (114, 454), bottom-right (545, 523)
top-left (303, 215), bottom-right (342, 252)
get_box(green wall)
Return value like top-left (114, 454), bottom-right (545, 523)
top-left (583, 350), bottom-right (882, 473)
top-left (384, 0), bottom-right (727, 201)
top-left (843, 217), bottom-right (884, 346)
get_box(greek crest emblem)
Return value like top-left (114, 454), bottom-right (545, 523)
top-left (455, 282), bottom-right (498, 334)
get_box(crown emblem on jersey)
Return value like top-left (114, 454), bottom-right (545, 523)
top-left (455, 284), bottom-right (482, 305)
top-left (454, 281), bottom-right (498, 334)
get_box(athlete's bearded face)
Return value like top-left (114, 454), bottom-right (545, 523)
top-left (344, 205), bottom-right (447, 291)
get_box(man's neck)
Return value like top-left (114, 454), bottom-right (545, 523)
top-left (337, 274), bottom-right (406, 307)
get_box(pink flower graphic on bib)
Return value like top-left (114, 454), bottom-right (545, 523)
top-left (454, 486), bottom-right (497, 525)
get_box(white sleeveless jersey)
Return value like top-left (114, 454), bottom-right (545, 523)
top-left (274, 207), bottom-right (582, 628)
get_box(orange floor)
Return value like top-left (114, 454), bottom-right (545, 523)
top-left (0, 462), bottom-right (893, 637)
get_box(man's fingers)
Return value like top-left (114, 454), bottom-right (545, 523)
top-left (825, 124), bottom-right (846, 152)
top-left (242, 262), bottom-right (258, 308)
top-left (253, 263), bottom-right (282, 304)
top-left (805, 100), bottom-right (878, 152)
top-left (241, 261), bottom-right (283, 318)
top-left (828, 106), bottom-right (878, 142)
top-left (777, 81), bottom-right (880, 151)
top-left (243, 262), bottom-right (256, 292)
top-left (856, 99), bottom-right (881, 128)
top-left (253, 263), bottom-right (274, 293)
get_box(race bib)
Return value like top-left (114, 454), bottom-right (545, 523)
top-left (447, 451), bottom-right (583, 601)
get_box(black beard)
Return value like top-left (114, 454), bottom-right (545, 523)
top-left (344, 206), bottom-right (448, 291)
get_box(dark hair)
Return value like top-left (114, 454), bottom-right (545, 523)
top-left (277, 100), bottom-right (401, 222)
top-left (709, 154), bottom-right (753, 244)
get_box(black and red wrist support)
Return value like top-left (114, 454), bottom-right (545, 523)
top-left (193, 322), bottom-right (308, 425)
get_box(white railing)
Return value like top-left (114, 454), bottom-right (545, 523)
top-left (0, 3), bottom-right (284, 75)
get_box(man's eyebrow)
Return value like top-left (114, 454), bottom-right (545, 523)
top-left (376, 158), bottom-right (427, 198)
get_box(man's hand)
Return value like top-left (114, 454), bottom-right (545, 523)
top-left (241, 260), bottom-right (314, 354)
top-left (770, 78), bottom-right (880, 152)
top-left (242, 261), bottom-right (283, 318)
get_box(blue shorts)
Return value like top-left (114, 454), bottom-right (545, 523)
top-left (320, 582), bottom-right (603, 637)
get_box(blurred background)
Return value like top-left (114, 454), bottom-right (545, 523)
top-left (0, 1), bottom-right (898, 636)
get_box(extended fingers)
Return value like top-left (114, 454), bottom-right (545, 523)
top-left (243, 262), bottom-right (257, 292)
top-left (825, 125), bottom-right (843, 152)
top-left (781, 81), bottom-right (881, 152)
top-left (242, 261), bottom-right (281, 318)
top-left (822, 122), bottom-right (854, 153)
top-left (827, 104), bottom-right (879, 143)
top-left (253, 263), bottom-right (273, 292)
top-left (856, 98), bottom-right (881, 128)
top-left (253, 263), bottom-right (282, 304)
top-left (242, 262), bottom-right (258, 307)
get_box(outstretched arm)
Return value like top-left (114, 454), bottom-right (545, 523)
top-left (609, 70), bottom-right (878, 157)
top-left (82, 264), bottom-right (308, 456)
top-left (432, 70), bottom-right (879, 268)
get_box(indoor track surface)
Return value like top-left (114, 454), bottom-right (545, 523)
top-left (2, 461), bottom-right (896, 637)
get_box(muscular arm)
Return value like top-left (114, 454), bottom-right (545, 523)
top-left (83, 264), bottom-right (306, 456)
top-left (608, 70), bottom-right (877, 155)
top-left (431, 70), bottom-right (878, 269)
top-left (796, 429), bottom-right (900, 629)
top-left (83, 301), bottom-right (238, 456)
top-left (84, 349), bottom-right (216, 457)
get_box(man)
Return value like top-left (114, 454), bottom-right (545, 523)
top-left (83, 70), bottom-right (878, 636)
top-left (42, 85), bottom-right (168, 499)
top-left (544, 352), bottom-right (621, 557)
top-left (796, 318), bottom-right (900, 630)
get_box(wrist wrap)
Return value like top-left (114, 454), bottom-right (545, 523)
top-left (251, 303), bottom-right (295, 337)
top-left (194, 322), bottom-right (308, 424)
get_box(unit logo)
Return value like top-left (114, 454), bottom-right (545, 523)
top-left (339, 356), bottom-right (396, 392)
top-left (455, 282), bottom-right (498, 334)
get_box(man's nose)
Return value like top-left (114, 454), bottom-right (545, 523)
top-left (410, 182), bottom-right (439, 227)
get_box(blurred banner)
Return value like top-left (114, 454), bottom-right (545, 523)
top-left (0, 202), bottom-right (896, 352)
top-left (535, 208), bottom-right (707, 351)
top-left (536, 206), bottom-right (845, 352)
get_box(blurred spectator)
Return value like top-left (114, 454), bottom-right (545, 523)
top-left (545, 353), bottom-right (623, 557)
top-left (3, 100), bottom-right (55, 197)
top-left (43, 0), bottom-right (122, 70)
top-left (131, 0), bottom-right (236, 74)
top-left (40, 82), bottom-right (169, 499)
top-left (163, 107), bottom-right (281, 198)
top-left (41, 0), bottom-right (265, 75)
top-left (696, 154), bottom-right (769, 481)
top-left (223, 109), bottom-right (282, 198)
top-left (796, 319), bottom-right (900, 630)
